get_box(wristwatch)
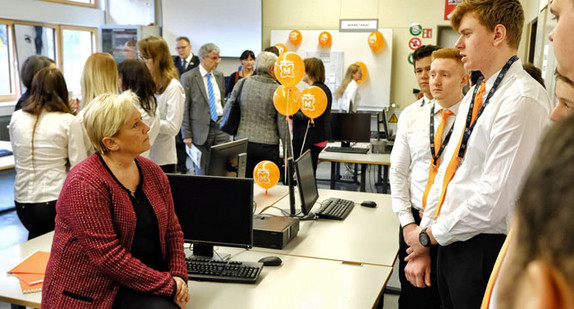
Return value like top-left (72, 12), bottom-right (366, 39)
top-left (419, 227), bottom-right (431, 247)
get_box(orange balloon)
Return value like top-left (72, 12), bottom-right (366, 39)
top-left (253, 160), bottom-right (280, 189)
top-left (300, 86), bottom-right (327, 120)
top-left (273, 85), bottom-right (301, 116)
top-left (273, 52), bottom-right (305, 87)
top-left (368, 31), bottom-right (384, 52)
top-left (289, 30), bottom-right (302, 45)
top-left (274, 43), bottom-right (287, 56)
top-left (318, 31), bottom-right (332, 48)
top-left (355, 61), bottom-right (368, 84)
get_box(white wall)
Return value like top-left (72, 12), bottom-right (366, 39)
top-left (0, 0), bottom-right (104, 27)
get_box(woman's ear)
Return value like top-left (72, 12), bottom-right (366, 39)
top-left (523, 260), bottom-right (574, 309)
top-left (101, 136), bottom-right (119, 152)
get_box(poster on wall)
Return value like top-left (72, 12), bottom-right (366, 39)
top-left (445, 0), bottom-right (462, 20)
top-left (305, 51), bottom-right (344, 94)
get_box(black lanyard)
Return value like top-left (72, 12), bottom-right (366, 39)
top-left (429, 103), bottom-right (455, 167)
top-left (457, 55), bottom-right (519, 160)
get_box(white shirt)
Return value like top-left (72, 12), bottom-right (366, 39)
top-left (390, 97), bottom-right (460, 227)
top-left (421, 60), bottom-right (552, 245)
top-left (338, 80), bottom-right (360, 112)
top-left (199, 65), bottom-right (223, 116)
top-left (149, 78), bottom-right (185, 166)
top-left (138, 105), bottom-right (160, 159)
top-left (9, 110), bottom-right (90, 203)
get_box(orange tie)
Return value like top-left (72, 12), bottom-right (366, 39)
top-left (480, 229), bottom-right (513, 309)
top-left (422, 109), bottom-right (454, 209)
top-left (434, 81), bottom-right (486, 219)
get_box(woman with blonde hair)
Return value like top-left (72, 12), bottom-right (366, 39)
top-left (138, 36), bottom-right (185, 173)
top-left (334, 63), bottom-right (362, 112)
top-left (80, 52), bottom-right (119, 109)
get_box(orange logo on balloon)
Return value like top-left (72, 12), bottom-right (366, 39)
top-left (273, 85), bottom-right (301, 116)
top-left (368, 31), bottom-right (384, 52)
top-left (253, 160), bottom-right (280, 190)
top-left (355, 61), bottom-right (368, 84)
top-left (274, 43), bottom-right (287, 56)
top-left (273, 52), bottom-right (305, 87)
top-left (289, 30), bottom-right (302, 45)
top-left (300, 86), bottom-right (327, 120)
top-left (318, 32), bottom-right (332, 48)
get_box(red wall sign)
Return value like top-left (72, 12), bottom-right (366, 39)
top-left (408, 37), bottom-right (422, 50)
top-left (445, 0), bottom-right (461, 20)
top-left (422, 28), bottom-right (432, 39)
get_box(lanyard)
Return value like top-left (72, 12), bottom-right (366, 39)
top-left (429, 103), bottom-right (455, 166)
top-left (457, 55), bottom-right (519, 159)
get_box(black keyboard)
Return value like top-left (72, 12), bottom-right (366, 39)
top-left (186, 258), bottom-right (263, 284)
top-left (0, 149), bottom-right (12, 157)
top-left (325, 146), bottom-right (369, 154)
top-left (316, 198), bottom-right (355, 220)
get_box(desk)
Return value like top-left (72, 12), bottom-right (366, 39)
top-left (0, 141), bottom-right (14, 170)
top-left (253, 184), bottom-right (289, 209)
top-left (319, 145), bottom-right (390, 193)
top-left (255, 189), bottom-right (399, 267)
top-left (0, 232), bottom-right (393, 308)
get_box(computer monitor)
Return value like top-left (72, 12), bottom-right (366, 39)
top-left (330, 112), bottom-right (371, 147)
top-left (167, 174), bottom-right (254, 259)
top-left (294, 149), bottom-right (319, 216)
top-left (208, 138), bottom-right (248, 177)
top-left (377, 109), bottom-right (390, 140)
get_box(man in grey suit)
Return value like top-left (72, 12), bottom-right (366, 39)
top-left (181, 43), bottom-right (229, 175)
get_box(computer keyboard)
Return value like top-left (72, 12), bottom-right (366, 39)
top-left (316, 197), bottom-right (355, 220)
top-left (186, 257), bottom-right (263, 284)
top-left (325, 146), bottom-right (369, 154)
top-left (0, 149), bottom-right (12, 157)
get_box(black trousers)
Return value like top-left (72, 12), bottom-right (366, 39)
top-left (112, 287), bottom-right (178, 309)
top-left (160, 164), bottom-right (177, 174)
top-left (246, 142), bottom-right (280, 179)
top-left (398, 207), bottom-right (441, 309)
top-left (292, 142), bottom-right (324, 175)
top-left (175, 133), bottom-right (188, 173)
top-left (15, 200), bottom-right (57, 240)
top-left (437, 233), bottom-right (506, 309)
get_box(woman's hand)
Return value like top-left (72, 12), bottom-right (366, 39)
top-left (173, 276), bottom-right (190, 308)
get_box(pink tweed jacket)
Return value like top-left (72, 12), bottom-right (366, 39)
top-left (42, 154), bottom-right (187, 308)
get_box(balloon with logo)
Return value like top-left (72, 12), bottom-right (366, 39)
top-left (253, 160), bottom-right (280, 193)
top-left (273, 52), bottom-right (305, 87)
top-left (273, 85), bottom-right (301, 116)
top-left (368, 31), bottom-right (384, 52)
top-left (289, 30), bottom-right (302, 46)
top-left (300, 86), bottom-right (327, 124)
top-left (318, 31), bottom-right (332, 48)
top-left (274, 43), bottom-right (287, 56)
top-left (355, 61), bottom-right (368, 84)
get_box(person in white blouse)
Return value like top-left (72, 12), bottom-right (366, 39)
top-left (334, 63), bottom-right (362, 113)
top-left (391, 46), bottom-right (467, 309)
top-left (404, 1), bottom-right (552, 308)
top-left (137, 36), bottom-right (185, 173)
top-left (9, 67), bottom-right (89, 240)
top-left (117, 59), bottom-right (160, 159)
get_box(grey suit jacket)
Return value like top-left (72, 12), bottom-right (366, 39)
top-left (181, 67), bottom-right (225, 146)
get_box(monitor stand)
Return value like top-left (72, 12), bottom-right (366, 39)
top-left (189, 243), bottom-right (230, 261)
top-left (341, 141), bottom-right (351, 148)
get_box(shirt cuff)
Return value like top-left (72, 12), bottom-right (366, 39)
top-left (398, 212), bottom-right (416, 228)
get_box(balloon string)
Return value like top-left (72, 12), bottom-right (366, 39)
top-left (265, 188), bottom-right (268, 195)
top-left (300, 119), bottom-right (311, 158)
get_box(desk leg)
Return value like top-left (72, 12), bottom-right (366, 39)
top-left (360, 164), bottom-right (367, 192)
top-left (382, 165), bottom-right (389, 194)
top-left (330, 162), bottom-right (337, 189)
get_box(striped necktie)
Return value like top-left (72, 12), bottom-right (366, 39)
top-left (206, 72), bottom-right (218, 122)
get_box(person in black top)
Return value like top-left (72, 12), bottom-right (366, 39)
top-left (225, 50), bottom-right (255, 99)
top-left (292, 57), bottom-right (332, 174)
top-left (15, 55), bottom-right (55, 111)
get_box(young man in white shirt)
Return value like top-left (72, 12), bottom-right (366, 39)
top-left (390, 45), bottom-right (467, 309)
top-left (404, 1), bottom-right (552, 308)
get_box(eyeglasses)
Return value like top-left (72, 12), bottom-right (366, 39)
top-left (175, 45), bottom-right (190, 50)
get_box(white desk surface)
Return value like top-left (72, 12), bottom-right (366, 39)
top-left (255, 189), bottom-right (399, 267)
top-left (253, 184), bottom-right (289, 210)
top-left (0, 141), bottom-right (14, 170)
top-left (319, 149), bottom-right (390, 165)
top-left (0, 232), bottom-right (392, 309)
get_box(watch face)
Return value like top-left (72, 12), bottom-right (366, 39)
top-left (419, 230), bottom-right (431, 247)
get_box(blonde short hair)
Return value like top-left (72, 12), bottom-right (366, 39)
top-left (81, 52), bottom-right (119, 108)
top-left (82, 91), bottom-right (139, 154)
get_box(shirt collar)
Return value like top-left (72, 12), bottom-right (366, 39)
top-left (432, 99), bottom-right (462, 116)
top-left (199, 65), bottom-right (211, 77)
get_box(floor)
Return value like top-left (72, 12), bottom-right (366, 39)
top-left (0, 159), bottom-right (400, 309)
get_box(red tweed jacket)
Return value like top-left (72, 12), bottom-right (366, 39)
top-left (42, 154), bottom-right (188, 308)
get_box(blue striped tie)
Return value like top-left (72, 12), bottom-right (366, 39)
top-left (206, 73), bottom-right (218, 122)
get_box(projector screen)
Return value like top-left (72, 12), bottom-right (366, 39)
top-left (162, 0), bottom-right (262, 58)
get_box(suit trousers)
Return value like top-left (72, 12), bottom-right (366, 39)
top-left (15, 200), bottom-right (57, 240)
top-left (437, 233), bottom-right (506, 309)
top-left (398, 207), bottom-right (441, 309)
top-left (193, 121), bottom-right (230, 175)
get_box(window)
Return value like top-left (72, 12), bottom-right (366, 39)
top-left (41, 0), bottom-right (98, 9)
top-left (62, 26), bottom-right (97, 97)
top-left (0, 23), bottom-right (14, 99)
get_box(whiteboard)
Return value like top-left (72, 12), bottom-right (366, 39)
top-left (271, 29), bottom-right (392, 111)
top-left (162, 0), bottom-right (262, 57)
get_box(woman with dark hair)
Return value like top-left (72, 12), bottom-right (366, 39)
top-left (15, 55), bottom-right (55, 111)
top-left (118, 59), bottom-right (160, 159)
top-left (292, 57), bottom-right (332, 174)
top-left (138, 36), bottom-right (185, 173)
top-left (225, 50), bottom-right (255, 98)
top-left (9, 67), bottom-right (89, 239)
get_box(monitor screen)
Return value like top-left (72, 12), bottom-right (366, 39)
top-left (294, 149), bottom-right (319, 215)
top-left (330, 113), bottom-right (371, 144)
top-left (167, 174), bottom-right (254, 257)
top-left (208, 138), bottom-right (248, 177)
top-left (378, 109), bottom-right (389, 139)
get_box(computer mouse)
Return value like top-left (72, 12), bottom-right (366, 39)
top-left (361, 200), bottom-right (377, 208)
top-left (258, 256), bottom-right (282, 266)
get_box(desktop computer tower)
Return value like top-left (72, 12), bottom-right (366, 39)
top-left (252, 215), bottom-right (299, 249)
